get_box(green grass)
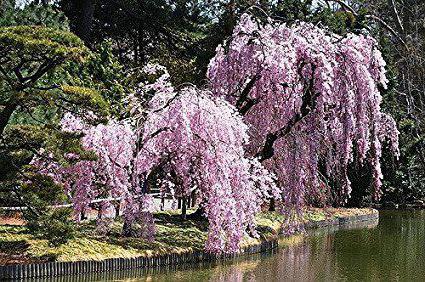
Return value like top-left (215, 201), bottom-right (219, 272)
top-left (304, 210), bottom-right (327, 222)
top-left (0, 208), bottom-right (374, 264)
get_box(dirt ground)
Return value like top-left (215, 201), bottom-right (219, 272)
top-left (0, 213), bottom-right (25, 226)
top-left (0, 213), bottom-right (29, 265)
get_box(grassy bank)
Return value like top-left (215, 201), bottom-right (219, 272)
top-left (0, 208), bottom-right (375, 265)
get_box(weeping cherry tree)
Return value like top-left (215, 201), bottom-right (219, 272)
top-left (207, 14), bottom-right (400, 231)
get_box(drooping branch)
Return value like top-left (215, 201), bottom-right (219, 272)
top-left (390, 0), bottom-right (404, 33)
top-left (256, 65), bottom-right (318, 162)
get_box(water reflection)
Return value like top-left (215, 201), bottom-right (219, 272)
top-left (26, 210), bottom-right (425, 282)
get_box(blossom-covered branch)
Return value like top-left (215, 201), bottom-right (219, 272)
top-left (208, 14), bottom-right (400, 226)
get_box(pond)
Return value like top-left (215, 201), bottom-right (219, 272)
top-left (35, 210), bottom-right (425, 281)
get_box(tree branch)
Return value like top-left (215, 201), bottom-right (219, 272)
top-left (239, 98), bottom-right (259, 115)
top-left (323, 0), bottom-right (408, 49)
top-left (256, 65), bottom-right (318, 162)
top-left (391, 0), bottom-right (404, 32)
top-left (325, 0), bottom-right (358, 15)
top-left (234, 74), bottom-right (262, 115)
top-left (0, 100), bottom-right (18, 136)
top-left (150, 127), bottom-right (171, 138)
top-left (236, 75), bottom-right (260, 109)
top-left (153, 93), bottom-right (180, 113)
top-left (364, 14), bottom-right (407, 48)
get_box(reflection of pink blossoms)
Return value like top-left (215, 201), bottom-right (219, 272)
top-left (208, 14), bottom-right (399, 223)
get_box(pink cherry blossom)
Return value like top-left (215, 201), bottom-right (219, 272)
top-left (208, 14), bottom-right (399, 228)
top-left (137, 86), bottom-right (277, 253)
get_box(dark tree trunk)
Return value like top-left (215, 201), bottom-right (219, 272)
top-left (181, 197), bottom-right (187, 220)
top-left (72, 0), bottom-right (96, 44)
top-left (160, 197), bottom-right (165, 211)
top-left (122, 220), bottom-right (132, 237)
top-left (191, 190), bottom-right (196, 207)
top-left (80, 210), bottom-right (87, 220)
top-left (0, 101), bottom-right (18, 136)
top-left (114, 202), bottom-right (120, 217)
top-left (269, 198), bottom-right (276, 211)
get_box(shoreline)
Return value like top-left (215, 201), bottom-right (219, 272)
top-left (0, 208), bottom-right (379, 280)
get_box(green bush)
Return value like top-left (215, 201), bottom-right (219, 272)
top-left (26, 207), bottom-right (76, 246)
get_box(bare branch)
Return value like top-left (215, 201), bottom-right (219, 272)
top-left (391, 0), bottom-right (405, 32)
top-left (365, 14), bottom-right (407, 48)
top-left (325, 0), bottom-right (358, 15)
top-left (323, 0), bottom-right (408, 49)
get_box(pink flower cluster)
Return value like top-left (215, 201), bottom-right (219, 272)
top-left (137, 86), bottom-right (277, 253)
top-left (208, 14), bottom-right (399, 223)
top-left (37, 113), bottom-right (156, 241)
top-left (39, 64), bottom-right (276, 253)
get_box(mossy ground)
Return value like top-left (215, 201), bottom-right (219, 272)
top-left (0, 208), bottom-right (374, 265)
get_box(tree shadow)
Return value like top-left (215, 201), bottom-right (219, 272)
top-left (103, 212), bottom-right (210, 255)
top-left (0, 240), bottom-right (30, 254)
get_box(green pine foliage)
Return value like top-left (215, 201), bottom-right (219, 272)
top-left (0, 24), bottom-right (109, 244)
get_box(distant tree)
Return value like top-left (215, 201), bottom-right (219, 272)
top-left (63, 0), bottom-right (95, 43)
top-left (0, 0), bottom-right (69, 29)
top-left (57, 0), bottom-right (369, 85)
top-left (58, 0), bottom-right (210, 84)
top-left (363, 0), bottom-right (425, 203)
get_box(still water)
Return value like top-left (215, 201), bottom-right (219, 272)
top-left (37, 210), bottom-right (425, 282)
